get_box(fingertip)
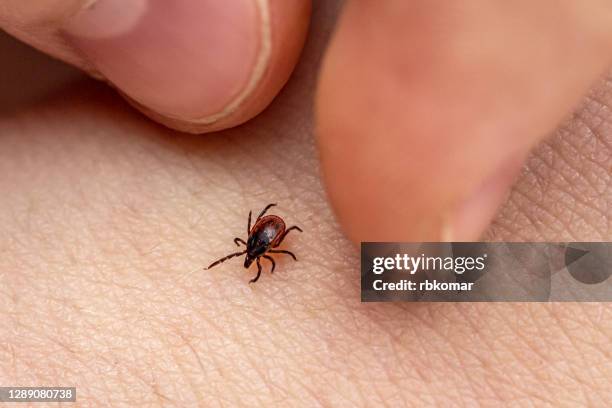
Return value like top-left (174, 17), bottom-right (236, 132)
top-left (2, 0), bottom-right (311, 133)
top-left (63, 0), bottom-right (312, 133)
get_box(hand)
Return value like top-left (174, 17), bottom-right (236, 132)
top-left (0, 1), bottom-right (610, 406)
top-left (2, 0), bottom-right (610, 242)
top-left (0, 0), bottom-right (311, 133)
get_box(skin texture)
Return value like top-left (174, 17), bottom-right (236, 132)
top-left (0, 3), bottom-right (611, 407)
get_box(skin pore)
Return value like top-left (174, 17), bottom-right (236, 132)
top-left (0, 2), bottom-right (610, 407)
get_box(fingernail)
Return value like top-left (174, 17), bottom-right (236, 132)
top-left (62, 0), bottom-right (267, 123)
top-left (446, 155), bottom-right (525, 241)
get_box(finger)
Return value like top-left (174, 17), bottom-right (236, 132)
top-left (0, 0), bottom-right (311, 133)
top-left (316, 0), bottom-right (612, 242)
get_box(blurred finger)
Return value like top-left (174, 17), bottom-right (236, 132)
top-left (1, 0), bottom-right (311, 133)
top-left (316, 0), bottom-right (612, 242)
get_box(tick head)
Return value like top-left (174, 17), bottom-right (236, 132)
top-left (244, 254), bottom-right (255, 268)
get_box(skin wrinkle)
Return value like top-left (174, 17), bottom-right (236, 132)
top-left (7, 320), bottom-right (92, 392)
top-left (382, 331), bottom-right (431, 401)
top-left (487, 75), bottom-right (612, 241)
top-left (159, 332), bottom-right (197, 405)
top-left (359, 306), bottom-right (470, 405)
top-left (498, 183), bottom-right (583, 240)
top-left (545, 307), bottom-right (609, 403)
top-left (499, 319), bottom-right (560, 400)
top-left (88, 220), bottom-right (201, 402)
top-left (449, 307), bottom-right (506, 402)
top-left (269, 312), bottom-right (336, 397)
top-left (139, 337), bottom-right (182, 402)
top-left (553, 141), bottom-right (606, 201)
top-left (193, 299), bottom-right (274, 404)
top-left (273, 306), bottom-right (344, 405)
top-left (547, 309), bottom-right (605, 386)
top-left (567, 124), bottom-right (609, 177)
top-left (548, 144), bottom-right (607, 219)
top-left (229, 324), bottom-right (276, 404)
top-left (175, 330), bottom-right (231, 407)
top-left (439, 319), bottom-right (502, 404)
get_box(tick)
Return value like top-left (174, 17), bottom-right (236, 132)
top-left (205, 203), bottom-right (303, 283)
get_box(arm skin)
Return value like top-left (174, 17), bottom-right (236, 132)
top-left (0, 3), bottom-right (610, 406)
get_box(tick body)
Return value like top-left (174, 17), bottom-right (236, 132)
top-left (205, 204), bottom-right (302, 283)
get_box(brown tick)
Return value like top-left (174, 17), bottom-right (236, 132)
top-left (205, 204), bottom-right (303, 283)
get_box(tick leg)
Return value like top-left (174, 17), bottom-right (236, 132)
top-left (205, 250), bottom-right (246, 270)
top-left (274, 225), bottom-right (303, 247)
top-left (268, 249), bottom-right (297, 261)
top-left (262, 255), bottom-right (276, 274)
top-left (234, 237), bottom-right (247, 247)
top-left (247, 211), bottom-right (252, 234)
top-left (250, 258), bottom-right (263, 284)
top-left (257, 203), bottom-right (277, 220)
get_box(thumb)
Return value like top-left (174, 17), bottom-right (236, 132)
top-left (316, 0), bottom-right (612, 242)
top-left (0, 0), bottom-right (311, 133)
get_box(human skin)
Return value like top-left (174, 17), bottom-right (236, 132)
top-left (1, 4), bottom-right (611, 408)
